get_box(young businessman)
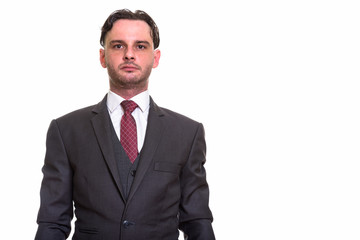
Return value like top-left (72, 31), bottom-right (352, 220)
top-left (35, 9), bottom-right (215, 240)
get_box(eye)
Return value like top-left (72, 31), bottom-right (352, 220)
top-left (114, 44), bottom-right (123, 49)
top-left (137, 45), bottom-right (146, 50)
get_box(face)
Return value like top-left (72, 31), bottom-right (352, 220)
top-left (100, 20), bottom-right (160, 93)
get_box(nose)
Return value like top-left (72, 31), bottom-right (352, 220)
top-left (124, 48), bottom-right (135, 61)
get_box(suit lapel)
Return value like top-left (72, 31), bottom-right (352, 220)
top-left (91, 96), bottom-right (126, 201)
top-left (127, 98), bottom-right (167, 202)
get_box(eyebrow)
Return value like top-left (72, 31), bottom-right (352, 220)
top-left (109, 40), bottom-right (151, 46)
top-left (136, 41), bottom-right (151, 46)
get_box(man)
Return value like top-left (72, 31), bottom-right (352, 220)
top-left (35, 9), bottom-right (215, 240)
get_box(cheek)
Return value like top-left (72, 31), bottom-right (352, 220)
top-left (105, 54), bottom-right (121, 67)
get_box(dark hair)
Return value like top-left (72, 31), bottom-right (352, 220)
top-left (100, 9), bottom-right (160, 49)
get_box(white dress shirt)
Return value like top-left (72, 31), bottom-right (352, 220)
top-left (106, 90), bottom-right (150, 152)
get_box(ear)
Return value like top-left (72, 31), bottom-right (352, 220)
top-left (152, 49), bottom-right (161, 69)
top-left (99, 48), bottom-right (107, 68)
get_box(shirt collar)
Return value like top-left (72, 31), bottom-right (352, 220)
top-left (107, 90), bottom-right (150, 113)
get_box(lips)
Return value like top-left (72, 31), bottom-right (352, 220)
top-left (120, 63), bottom-right (140, 71)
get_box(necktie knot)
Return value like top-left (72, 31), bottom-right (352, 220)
top-left (121, 100), bottom-right (138, 113)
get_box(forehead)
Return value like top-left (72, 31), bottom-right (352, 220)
top-left (106, 19), bottom-right (152, 43)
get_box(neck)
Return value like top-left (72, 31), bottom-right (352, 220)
top-left (110, 87), bottom-right (147, 100)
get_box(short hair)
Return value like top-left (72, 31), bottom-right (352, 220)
top-left (100, 9), bottom-right (160, 49)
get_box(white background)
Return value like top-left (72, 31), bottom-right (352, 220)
top-left (1, 0), bottom-right (359, 239)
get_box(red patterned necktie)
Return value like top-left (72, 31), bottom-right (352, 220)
top-left (120, 100), bottom-right (138, 163)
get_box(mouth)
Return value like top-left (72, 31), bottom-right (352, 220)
top-left (120, 64), bottom-right (140, 72)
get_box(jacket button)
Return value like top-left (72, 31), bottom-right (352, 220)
top-left (123, 220), bottom-right (135, 229)
top-left (130, 170), bottom-right (136, 176)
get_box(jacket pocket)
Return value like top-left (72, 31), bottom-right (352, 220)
top-left (78, 227), bottom-right (98, 234)
top-left (73, 227), bottom-right (101, 240)
top-left (154, 161), bottom-right (181, 175)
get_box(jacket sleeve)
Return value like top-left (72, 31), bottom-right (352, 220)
top-left (179, 123), bottom-right (216, 240)
top-left (35, 120), bottom-right (73, 240)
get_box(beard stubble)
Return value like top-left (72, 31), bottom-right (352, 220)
top-left (107, 62), bottom-right (153, 90)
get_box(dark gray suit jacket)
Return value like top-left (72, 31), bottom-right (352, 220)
top-left (35, 96), bottom-right (215, 240)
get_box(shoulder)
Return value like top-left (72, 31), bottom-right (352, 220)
top-left (150, 98), bottom-right (203, 130)
top-left (55, 104), bottom-right (97, 124)
top-left (159, 106), bottom-right (199, 125)
top-left (153, 103), bottom-right (205, 138)
top-left (55, 95), bottom-right (107, 124)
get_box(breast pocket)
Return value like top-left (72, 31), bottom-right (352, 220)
top-left (154, 161), bottom-right (182, 175)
